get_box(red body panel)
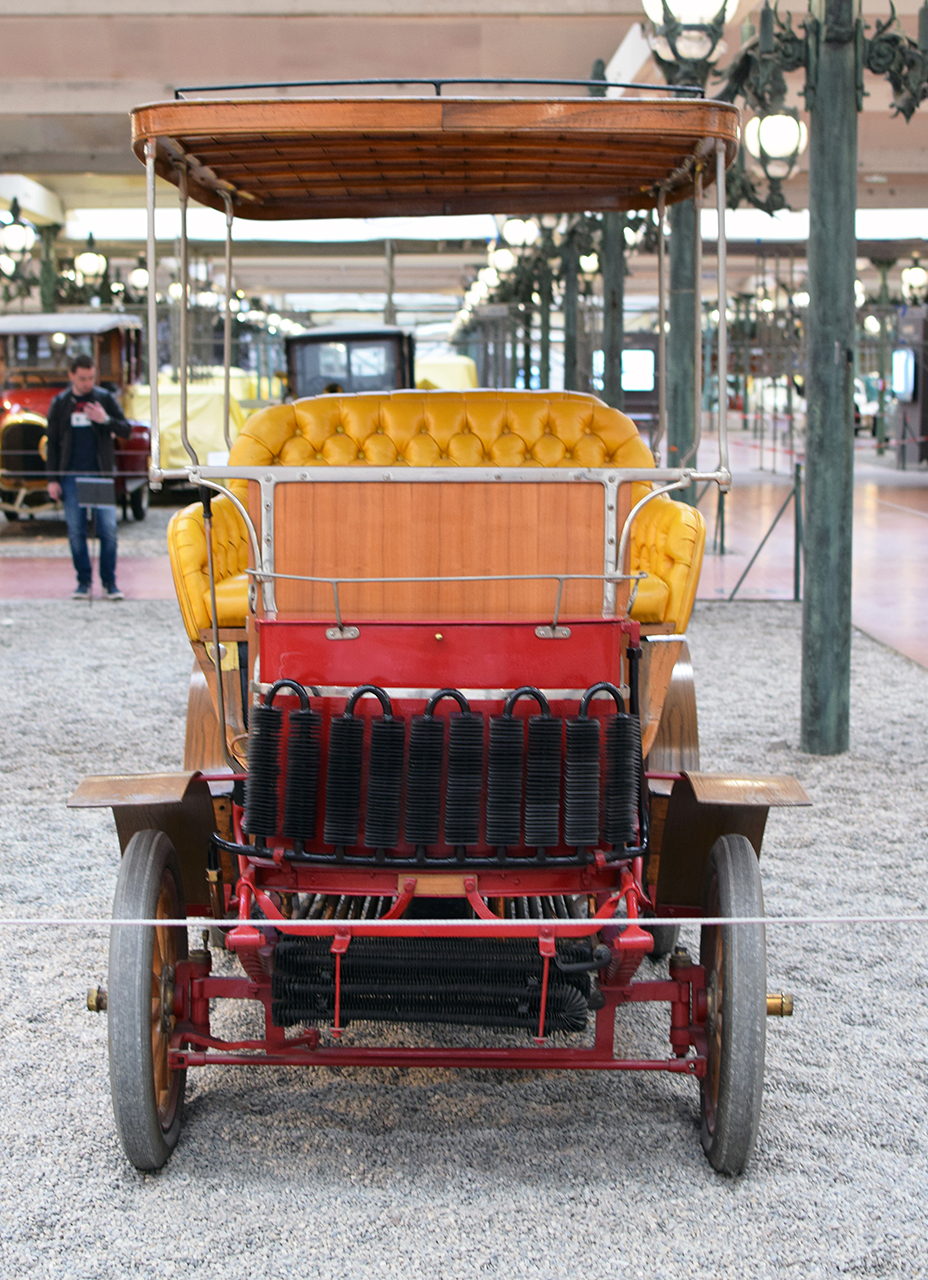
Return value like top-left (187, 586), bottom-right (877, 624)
top-left (257, 617), bottom-right (627, 692)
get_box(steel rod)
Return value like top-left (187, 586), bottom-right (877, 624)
top-left (178, 165), bottom-right (197, 465)
top-left (682, 165), bottom-right (703, 468)
top-left (655, 189), bottom-right (667, 465)
top-left (144, 141), bottom-right (161, 480)
top-left (221, 192), bottom-right (234, 453)
top-left (715, 138), bottom-right (730, 480)
top-left (174, 76), bottom-right (704, 99)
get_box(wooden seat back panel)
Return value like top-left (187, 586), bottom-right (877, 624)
top-left (260, 478), bottom-right (627, 621)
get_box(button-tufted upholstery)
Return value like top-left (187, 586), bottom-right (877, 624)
top-left (167, 389), bottom-right (705, 640)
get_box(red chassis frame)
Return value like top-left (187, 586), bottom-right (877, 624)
top-left (168, 613), bottom-right (710, 1076)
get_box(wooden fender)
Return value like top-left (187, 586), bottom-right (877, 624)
top-left (652, 772), bottom-right (811, 910)
top-left (68, 772), bottom-right (217, 913)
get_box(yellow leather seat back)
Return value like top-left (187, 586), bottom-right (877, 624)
top-left (226, 389), bottom-right (654, 501)
top-left (167, 493), bottom-right (250, 637)
top-left (629, 493), bottom-right (706, 626)
top-left (167, 390), bottom-right (704, 640)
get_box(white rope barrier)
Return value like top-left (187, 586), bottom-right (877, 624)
top-left (0, 914), bottom-right (927, 930)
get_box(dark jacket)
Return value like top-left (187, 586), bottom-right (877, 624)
top-left (44, 386), bottom-right (131, 482)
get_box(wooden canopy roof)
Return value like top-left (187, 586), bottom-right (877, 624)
top-left (130, 96), bottom-right (740, 221)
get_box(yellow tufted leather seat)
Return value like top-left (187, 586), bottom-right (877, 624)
top-left (167, 390), bottom-right (705, 640)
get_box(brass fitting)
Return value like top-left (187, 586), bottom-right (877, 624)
top-left (767, 992), bottom-right (794, 1016)
top-left (206, 866), bottom-right (224, 922)
top-left (87, 986), bottom-right (107, 1013)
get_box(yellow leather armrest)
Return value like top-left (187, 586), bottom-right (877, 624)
top-left (203, 574), bottom-right (249, 630)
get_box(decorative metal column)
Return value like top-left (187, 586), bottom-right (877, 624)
top-left (601, 211), bottom-right (625, 410)
top-left (800, 0), bottom-right (857, 754)
top-left (562, 238), bottom-right (580, 391)
top-left (39, 225), bottom-right (60, 313)
top-left (668, 198), bottom-right (697, 487)
top-left (718, 0), bottom-right (928, 754)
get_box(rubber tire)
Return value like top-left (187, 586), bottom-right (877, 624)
top-left (129, 484), bottom-right (149, 521)
top-left (699, 834), bottom-right (766, 1176)
top-left (108, 830), bottom-right (188, 1171)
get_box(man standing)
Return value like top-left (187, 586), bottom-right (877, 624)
top-left (46, 353), bottom-right (130, 600)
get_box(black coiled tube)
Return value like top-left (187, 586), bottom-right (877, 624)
top-left (524, 715), bottom-right (562, 849)
top-left (405, 714), bottom-right (444, 846)
top-left (282, 707), bottom-right (322, 844)
top-left (603, 712), bottom-right (641, 848)
top-left (364, 716), bottom-right (406, 849)
top-left (486, 716), bottom-right (523, 848)
top-left (323, 716), bottom-right (364, 847)
top-left (563, 717), bottom-right (601, 848)
top-left (445, 713), bottom-right (484, 846)
top-left (243, 702), bottom-right (283, 838)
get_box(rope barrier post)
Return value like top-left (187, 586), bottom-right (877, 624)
top-left (728, 481), bottom-right (797, 602)
top-left (793, 461), bottom-right (804, 603)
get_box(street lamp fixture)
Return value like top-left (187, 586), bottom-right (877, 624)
top-left (643, 0), bottom-right (737, 83)
top-left (901, 259), bottom-right (928, 303)
top-left (0, 198), bottom-right (38, 298)
top-left (501, 218), bottom-right (538, 247)
top-left (743, 108), bottom-right (808, 180)
top-left (127, 259), bottom-right (149, 293)
top-left (73, 234), bottom-right (108, 288)
top-left (0, 198), bottom-right (37, 265)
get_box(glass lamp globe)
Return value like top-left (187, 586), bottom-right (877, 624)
top-left (902, 264), bottom-right (928, 300)
top-left (0, 219), bottom-right (36, 257)
top-left (490, 246), bottom-right (516, 273)
top-left (127, 266), bottom-right (149, 291)
top-left (579, 252), bottom-right (599, 275)
top-left (744, 113), bottom-right (808, 180)
top-left (642, 0), bottom-right (737, 22)
top-left (75, 249), bottom-right (107, 282)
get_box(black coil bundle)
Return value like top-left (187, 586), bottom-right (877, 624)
top-left (485, 715), bottom-right (524, 849)
top-left (404, 713), bottom-right (444, 847)
top-left (282, 705), bottom-right (322, 846)
top-left (563, 716), bottom-right (601, 849)
top-left (603, 711), bottom-right (642, 849)
top-left (445, 711), bottom-right (484, 847)
top-left (243, 680), bottom-right (314, 841)
top-left (323, 712), bottom-right (365, 848)
top-left (271, 935), bottom-right (593, 1033)
top-left (524, 715), bottom-right (562, 850)
top-left (364, 714), bottom-right (406, 850)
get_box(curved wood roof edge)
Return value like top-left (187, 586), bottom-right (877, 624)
top-left (130, 96), bottom-right (741, 221)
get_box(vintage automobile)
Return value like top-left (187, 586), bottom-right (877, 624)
top-left (285, 325), bottom-right (415, 399)
top-left (0, 313), bottom-right (151, 521)
top-left (73, 85), bottom-right (808, 1177)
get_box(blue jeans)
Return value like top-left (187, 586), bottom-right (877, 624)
top-left (61, 474), bottom-right (119, 589)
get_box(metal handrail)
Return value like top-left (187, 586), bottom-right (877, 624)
top-left (174, 77), bottom-right (705, 100)
top-left (243, 567), bottom-right (647, 631)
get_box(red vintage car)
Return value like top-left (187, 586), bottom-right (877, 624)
top-left (0, 313), bottom-right (150, 521)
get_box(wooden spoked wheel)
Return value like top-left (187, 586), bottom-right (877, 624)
top-left (108, 829), bottom-right (188, 1170)
top-left (699, 834), bottom-right (766, 1176)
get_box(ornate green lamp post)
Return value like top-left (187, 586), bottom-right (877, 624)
top-left (719, 0), bottom-right (928, 752)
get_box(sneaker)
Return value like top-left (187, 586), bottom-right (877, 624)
top-left (72, 585), bottom-right (90, 600)
top-left (103, 586), bottom-right (124, 601)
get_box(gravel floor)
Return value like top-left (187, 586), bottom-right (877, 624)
top-left (0, 599), bottom-right (926, 1279)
